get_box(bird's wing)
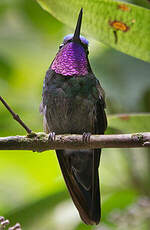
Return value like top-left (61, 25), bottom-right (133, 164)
top-left (87, 79), bottom-right (107, 223)
top-left (95, 79), bottom-right (107, 133)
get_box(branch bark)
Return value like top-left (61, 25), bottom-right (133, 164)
top-left (0, 96), bottom-right (32, 134)
top-left (0, 132), bottom-right (150, 152)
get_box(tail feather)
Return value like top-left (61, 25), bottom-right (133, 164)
top-left (56, 149), bottom-right (101, 225)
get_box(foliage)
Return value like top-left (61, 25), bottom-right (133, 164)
top-left (0, 0), bottom-right (150, 230)
top-left (37, 0), bottom-right (150, 62)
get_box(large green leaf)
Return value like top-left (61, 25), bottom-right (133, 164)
top-left (6, 191), bottom-right (68, 229)
top-left (107, 113), bottom-right (150, 133)
top-left (37, 0), bottom-right (150, 63)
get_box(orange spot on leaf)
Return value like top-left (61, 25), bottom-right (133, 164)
top-left (109, 20), bottom-right (129, 32)
top-left (118, 4), bottom-right (130, 11)
top-left (118, 114), bottom-right (130, 120)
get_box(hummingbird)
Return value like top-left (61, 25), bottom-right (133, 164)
top-left (41, 9), bottom-right (107, 225)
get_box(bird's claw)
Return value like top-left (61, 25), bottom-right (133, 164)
top-left (82, 132), bottom-right (91, 143)
top-left (48, 132), bottom-right (56, 141)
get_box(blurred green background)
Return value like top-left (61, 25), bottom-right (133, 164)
top-left (0, 0), bottom-right (150, 230)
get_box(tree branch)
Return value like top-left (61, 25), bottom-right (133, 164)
top-left (0, 96), bottom-right (32, 134)
top-left (0, 96), bottom-right (150, 152)
top-left (0, 132), bottom-right (150, 152)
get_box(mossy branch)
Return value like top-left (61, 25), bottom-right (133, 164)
top-left (0, 132), bottom-right (150, 152)
top-left (0, 96), bottom-right (150, 152)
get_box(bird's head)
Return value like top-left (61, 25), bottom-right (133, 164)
top-left (59, 8), bottom-right (89, 56)
top-left (51, 9), bottom-right (91, 76)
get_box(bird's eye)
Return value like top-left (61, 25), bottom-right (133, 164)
top-left (59, 44), bottom-right (64, 49)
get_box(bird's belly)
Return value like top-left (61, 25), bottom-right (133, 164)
top-left (45, 95), bottom-right (96, 134)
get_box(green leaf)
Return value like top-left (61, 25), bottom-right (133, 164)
top-left (107, 113), bottom-right (150, 133)
top-left (36, 0), bottom-right (150, 63)
top-left (19, 0), bottom-right (63, 37)
top-left (102, 189), bottom-right (138, 222)
top-left (0, 56), bottom-right (14, 80)
top-left (6, 191), bottom-right (68, 228)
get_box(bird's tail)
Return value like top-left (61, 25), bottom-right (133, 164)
top-left (56, 149), bottom-right (101, 225)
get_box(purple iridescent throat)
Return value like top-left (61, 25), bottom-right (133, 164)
top-left (51, 42), bottom-right (88, 76)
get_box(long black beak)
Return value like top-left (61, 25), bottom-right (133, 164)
top-left (73, 8), bottom-right (83, 43)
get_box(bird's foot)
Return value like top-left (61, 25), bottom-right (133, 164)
top-left (48, 132), bottom-right (56, 141)
top-left (82, 132), bottom-right (91, 143)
